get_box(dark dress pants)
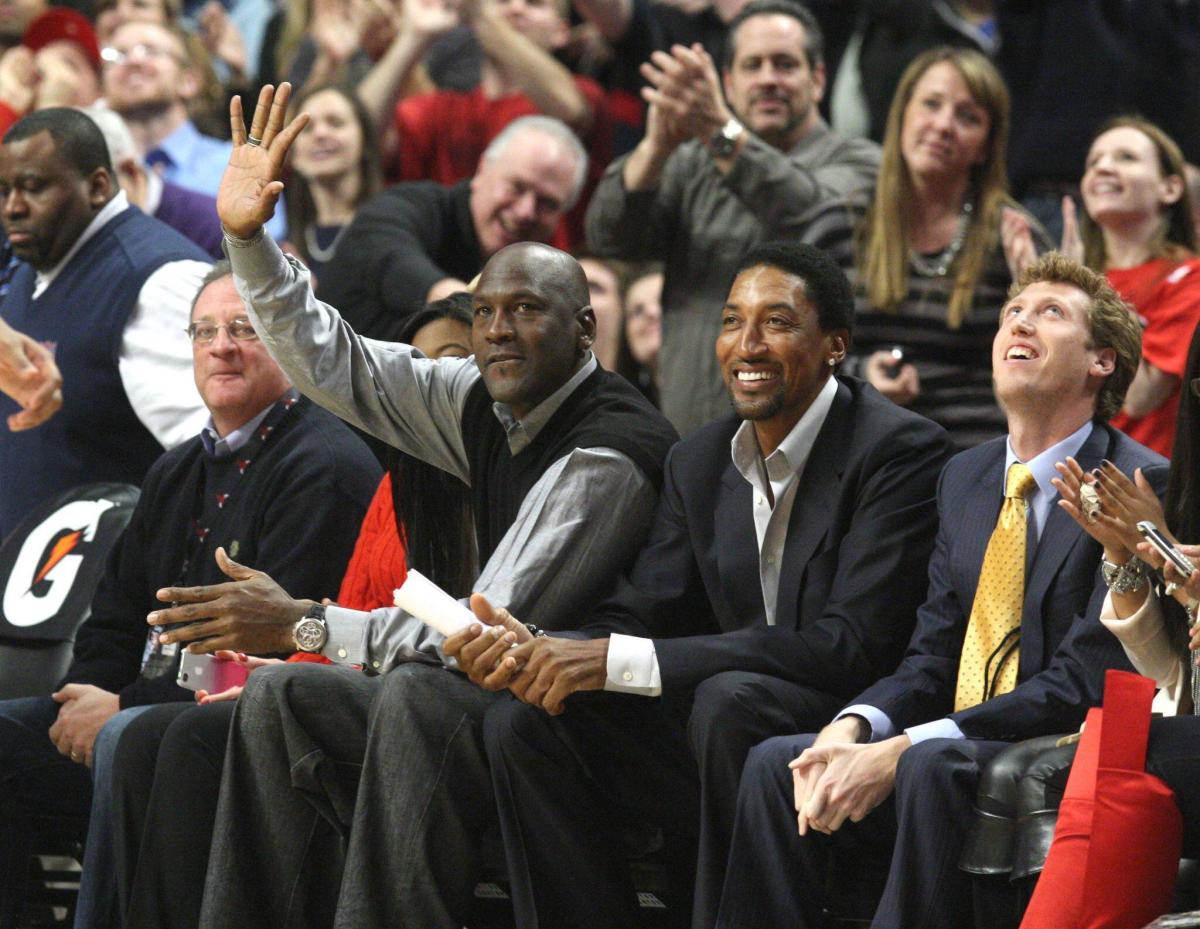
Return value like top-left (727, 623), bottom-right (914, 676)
top-left (199, 660), bottom-right (501, 929)
top-left (1146, 715), bottom-right (1200, 857)
top-left (112, 700), bottom-right (235, 929)
top-left (0, 696), bottom-right (93, 912)
top-left (483, 673), bottom-right (842, 929)
top-left (687, 672), bottom-right (842, 928)
top-left (718, 734), bottom-right (1009, 929)
top-left (484, 689), bottom-right (702, 929)
top-left (0, 696), bottom-right (92, 817)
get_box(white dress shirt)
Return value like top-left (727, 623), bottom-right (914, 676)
top-left (841, 420), bottom-right (1095, 743)
top-left (605, 375), bottom-right (840, 696)
top-left (32, 191), bottom-right (210, 449)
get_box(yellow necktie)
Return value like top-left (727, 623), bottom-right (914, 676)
top-left (954, 463), bottom-right (1038, 711)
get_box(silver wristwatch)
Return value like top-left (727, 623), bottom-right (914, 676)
top-left (708, 117), bottom-right (745, 159)
top-left (1101, 557), bottom-right (1149, 594)
top-left (293, 603), bottom-right (328, 653)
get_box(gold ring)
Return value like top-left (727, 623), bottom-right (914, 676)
top-left (70, 751), bottom-right (81, 762)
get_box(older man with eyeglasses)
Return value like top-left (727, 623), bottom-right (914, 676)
top-left (0, 258), bottom-right (380, 929)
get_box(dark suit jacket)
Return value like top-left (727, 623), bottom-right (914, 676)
top-left (853, 422), bottom-right (1169, 741)
top-left (582, 377), bottom-right (955, 700)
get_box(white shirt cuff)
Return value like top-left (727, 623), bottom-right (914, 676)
top-left (322, 605), bottom-right (370, 666)
top-left (603, 633), bottom-right (661, 696)
top-left (837, 705), bottom-right (894, 742)
top-left (904, 718), bottom-right (965, 743)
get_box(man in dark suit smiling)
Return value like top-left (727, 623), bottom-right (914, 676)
top-left (449, 241), bottom-right (955, 929)
top-left (717, 253), bottom-right (1169, 929)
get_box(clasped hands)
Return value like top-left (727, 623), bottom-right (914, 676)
top-left (444, 595), bottom-right (608, 715)
top-left (640, 42), bottom-right (732, 154)
top-left (788, 716), bottom-right (909, 837)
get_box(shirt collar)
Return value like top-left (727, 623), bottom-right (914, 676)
top-left (1004, 420), bottom-right (1094, 499)
top-left (492, 353), bottom-right (598, 454)
top-left (731, 374), bottom-right (839, 487)
top-left (200, 401), bottom-right (276, 458)
top-left (786, 118), bottom-right (830, 158)
top-left (34, 190), bottom-right (129, 296)
top-left (156, 119), bottom-right (202, 169)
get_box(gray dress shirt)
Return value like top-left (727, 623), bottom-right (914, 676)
top-left (225, 234), bottom-right (658, 672)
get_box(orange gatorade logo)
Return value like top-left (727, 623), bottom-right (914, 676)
top-left (30, 529), bottom-right (85, 590)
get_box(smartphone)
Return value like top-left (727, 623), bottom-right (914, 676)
top-left (1136, 521), bottom-right (1195, 577)
top-left (176, 652), bottom-right (251, 693)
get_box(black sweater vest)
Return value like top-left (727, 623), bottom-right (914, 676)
top-left (460, 367), bottom-right (677, 567)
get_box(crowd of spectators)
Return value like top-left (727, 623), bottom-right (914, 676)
top-left (0, 0), bottom-right (1198, 927)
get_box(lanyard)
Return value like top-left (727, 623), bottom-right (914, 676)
top-left (140, 390), bottom-right (302, 679)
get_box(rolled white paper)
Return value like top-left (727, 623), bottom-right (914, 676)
top-left (393, 569), bottom-right (481, 638)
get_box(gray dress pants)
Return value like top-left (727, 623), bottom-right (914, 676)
top-left (199, 660), bottom-right (500, 929)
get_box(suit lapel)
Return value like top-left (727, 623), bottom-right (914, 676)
top-left (957, 445), bottom-right (1007, 605)
top-left (1019, 422), bottom-right (1108, 673)
top-left (715, 460), bottom-right (765, 628)
top-left (775, 383), bottom-right (853, 629)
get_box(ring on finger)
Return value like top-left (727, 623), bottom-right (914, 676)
top-left (247, 135), bottom-right (263, 147)
top-left (70, 751), bottom-right (81, 762)
top-left (1079, 482), bottom-right (1102, 523)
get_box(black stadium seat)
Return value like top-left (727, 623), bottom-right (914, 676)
top-left (0, 483), bottom-right (138, 928)
top-left (0, 483), bottom-right (139, 700)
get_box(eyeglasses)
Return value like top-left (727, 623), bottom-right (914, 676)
top-left (186, 318), bottom-right (258, 344)
top-left (100, 43), bottom-right (183, 66)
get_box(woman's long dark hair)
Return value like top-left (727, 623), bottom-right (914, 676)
top-left (284, 82), bottom-right (382, 269)
top-left (1162, 325), bottom-right (1200, 650)
top-left (392, 296), bottom-right (477, 598)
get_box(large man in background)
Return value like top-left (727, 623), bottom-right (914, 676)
top-left (586, 0), bottom-right (879, 433)
top-left (0, 107), bottom-right (210, 537)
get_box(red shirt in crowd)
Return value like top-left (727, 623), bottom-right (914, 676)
top-left (392, 78), bottom-right (612, 250)
top-left (1109, 257), bottom-right (1200, 457)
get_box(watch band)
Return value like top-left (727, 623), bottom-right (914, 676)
top-left (708, 118), bottom-right (744, 159)
top-left (293, 603), bottom-right (329, 653)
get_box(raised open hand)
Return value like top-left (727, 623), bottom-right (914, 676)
top-left (403, 0), bottom-right (462, 41)
top-left (217, 83), bottom-right (309, 239)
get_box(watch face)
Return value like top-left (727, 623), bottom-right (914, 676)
top-left (295, 618), bottom-right (326, 651)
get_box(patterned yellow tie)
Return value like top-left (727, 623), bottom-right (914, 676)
top-left (954, 463), bottom-right (1038, 711)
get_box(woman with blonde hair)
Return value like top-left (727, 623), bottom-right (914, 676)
top-left (803, 46), bottom-right (1046, 449)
